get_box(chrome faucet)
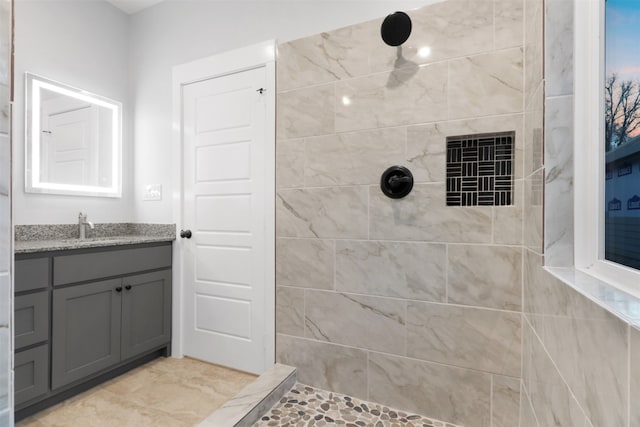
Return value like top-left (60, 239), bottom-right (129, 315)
top-left (78, 212), bottom-right (95, 239)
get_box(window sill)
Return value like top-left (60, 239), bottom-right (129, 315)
top-left (544, 266), bottom-right (640, 328)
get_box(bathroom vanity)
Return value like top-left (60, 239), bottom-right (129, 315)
top-left (13, 237), bottom-right (173, 420)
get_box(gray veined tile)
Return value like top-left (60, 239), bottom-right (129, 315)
top-left (369, 183), bottom-right (493, 243)
top-left (335, 62), bottom-right (448, 133)
top-left (0, 84), bottom-right (8, 135)
top-left (524, 169), bottom-right (543, 253)
top-left (524, 82), bottom-right (544, 176)
top-left (304, 291), bottom-right (406, 355)
top-left (523, 272), bottom-right (628, 427)
top-left (495, 0), bottom-right (525, 50)
top-left (277, 21), bottom-right (374, 92)
top-left (276, 286), bottom-right (305, 336)
top-left (276, 83), bottom-right (334, 139)
top-left (494, 180), bottom-right (524, 245)
top-left (405, 123), bottom-right (448, 184)
top-left (336, 240), bottom-right (446, 302)
top-left (538, 288), bottom-right (628, 427)
top-left (406, 113), bottom-right (524, 183)
top-left (276, 187), bottom-right (368, 239)
top-left (449, 48), bottom-right (524, 120)
top-left (276, 334), bottom-right (367, 399)
top-left (519, 384), bottom-right (540, 427)
top-left (406, 302), bottom-right (522, 377)
top-left (275, 238), bottom-right (334, 290)
top-left (524, 0), bottom-right (543, 108)
top-left (304, 128), bottom-right (406, 186)
top-left (368, 352), bottom-right (492, 427)
top-left (491, 375), bottom-right (521, 427)
top-left (447, 244), bottom-right (523, 311)
top-left (522, 249), bottom-right (546, 337)
top-left (545, 0), bottom-right (574, 97)
top-left (524, 321), bottom-right (587, 427)
top-left (276, 138), bottom-right (305, 189)
top-left (544, 96), bottom-right (574, 266)
top-left (369, 0), bottom-right (494, 73)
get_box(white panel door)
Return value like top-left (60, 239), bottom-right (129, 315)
top-left (182, 66), bottom-right (267, 374)
top-left (42, 106), bottom-right (98, 185)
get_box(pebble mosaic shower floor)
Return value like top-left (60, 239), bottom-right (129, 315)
top-left (254, 383), bottom-right (463, 427)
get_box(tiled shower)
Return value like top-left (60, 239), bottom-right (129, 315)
top-left (275, 1), bottom-right (524, 425)
top-left (274, 0), bottom-right (640, 426)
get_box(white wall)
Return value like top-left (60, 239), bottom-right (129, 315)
top-left (13, 0), bottom-right (133, 224)
top-left (129, 0), bottom-right (439, 222)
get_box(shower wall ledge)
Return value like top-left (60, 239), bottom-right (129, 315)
top-left (545, 266), bottom-right (640, 329)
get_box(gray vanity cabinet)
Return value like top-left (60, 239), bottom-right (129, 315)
top-left (51, 279), bottom-right (123, 389)
top-left (14, 242), bottom-right (173, 420)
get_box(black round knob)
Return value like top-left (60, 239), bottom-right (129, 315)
top-left (180, 229), bottom-right (192, 239)
top-left (115, 286), bottom-right (123, 292)
top-left (125, 285), bottom-right (132, 291)
top-left (380, 166), bottom-right (414, 199)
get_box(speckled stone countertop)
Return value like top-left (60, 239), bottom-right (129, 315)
top-left (15, 223), bottom-right (176, 254)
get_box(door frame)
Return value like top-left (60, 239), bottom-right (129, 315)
top-left (171, 40), bottom-right (276, 369)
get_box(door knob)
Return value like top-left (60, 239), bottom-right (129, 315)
top-left (180, 229), bottom-right (192, 239)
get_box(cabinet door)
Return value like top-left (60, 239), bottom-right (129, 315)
top-left (121, 270), bottom-right (171, 360)
top-left (52, 279), bottom-right (122, 389)
top-left (15, 344), bottom-right (49, 406)
top-left (15, 291), bottom-right (49, 349)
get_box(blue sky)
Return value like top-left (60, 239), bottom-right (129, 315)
top-left (606, 0), bottom-right (640, 80)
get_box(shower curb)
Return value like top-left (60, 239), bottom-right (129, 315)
top-left (197, 363), bottom-right (297, 427)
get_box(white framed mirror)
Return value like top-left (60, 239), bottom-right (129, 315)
top-left (25, 73), bottom-right (122, 197)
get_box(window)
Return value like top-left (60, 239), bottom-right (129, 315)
top-left (603, 0), bottom-right (640, 271)
top-left (574, 0), bottom-right (640, 297)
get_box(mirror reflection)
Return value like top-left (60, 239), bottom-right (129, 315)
top-left (25, 73), bottom-right (122, 197)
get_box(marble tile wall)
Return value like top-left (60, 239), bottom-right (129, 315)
top-left (544, 0), bottom-right (574, 266)
top-left (0, 0), bottom-right (10, 424)
top-left (275, 1), bottom-right (525, 426)
top-left (521, 0), bottom-right (640, 426)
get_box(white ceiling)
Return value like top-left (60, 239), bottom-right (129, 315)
top-left (106, 0), bottom-right (164, 14)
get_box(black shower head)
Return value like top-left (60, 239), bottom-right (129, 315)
top-left (380, 11), bottom-right (412, 47)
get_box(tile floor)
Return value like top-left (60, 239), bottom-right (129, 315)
top-left (255, 383), bottom-right (463, 427)
top-left (17, 357), bottom-right (256, 427)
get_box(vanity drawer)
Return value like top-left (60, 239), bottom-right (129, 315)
top-left (53, 244), bottom-right (172, 286)
top-left (15, 291), bottom-right (50, 349)
top-left (15, 258), bottom-right (50, 292)
top-left (15, 344), bottom-right (49, 407)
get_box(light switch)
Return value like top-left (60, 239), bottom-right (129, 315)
top-left (143, 184), bottom-right (162, 201)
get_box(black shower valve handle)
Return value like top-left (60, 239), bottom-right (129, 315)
top-left (380, 166), bottom-right (414, 199)
top-left (388, 175), bottom-right (411, 189)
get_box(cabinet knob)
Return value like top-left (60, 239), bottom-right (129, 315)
top-left (115, 286), bottom-right (123, 292)
top-left (125, 285), bottom-right (132, 290)
top-left (180, 229), bottom-right (192, 239)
